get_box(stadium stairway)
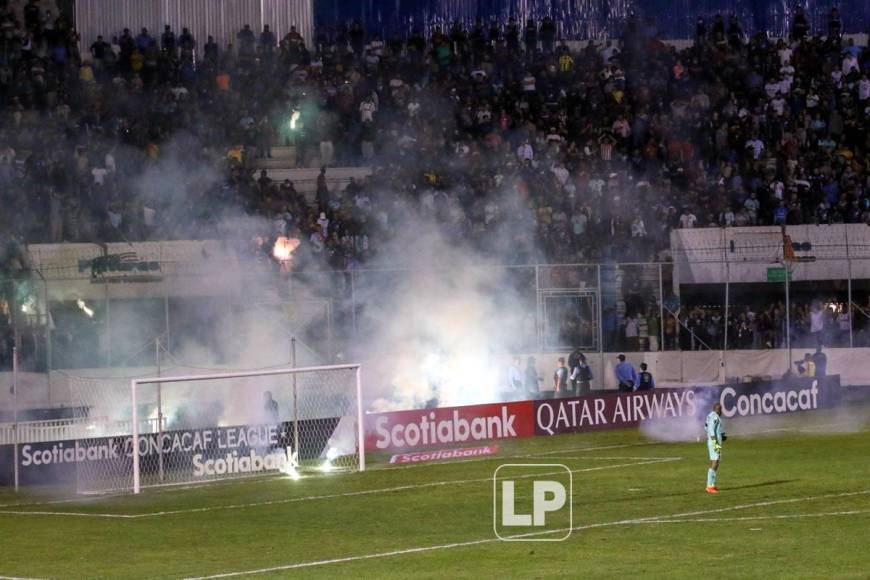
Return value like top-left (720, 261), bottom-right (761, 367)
top-left (256, 165), bottom-right (373, 200)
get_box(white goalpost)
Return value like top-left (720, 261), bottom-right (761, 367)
top-left (70, 364), bottom-right (364, 495)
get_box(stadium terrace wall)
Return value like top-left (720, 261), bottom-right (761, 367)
top-left (671, 224), bottom-right (870, 285)
top-left (3, 349), bottom-right (870, 414)
top-left (316, 0), bottom-right (870, 41)
top-left (363, 377), bottom-right (840, 453)
top-left (74, 0), bottom-right (315, 55)
top-left (25, 240), bottom-right (249, 300)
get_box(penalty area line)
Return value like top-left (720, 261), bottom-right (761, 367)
top-left (634, 509), bottom-right (870, 524)
top-left (0, 510), bottom-right (138, 519)
top-left (185, 489), bottom-right (870, 579)
top-left (134, 457), bottom-right (682, 518)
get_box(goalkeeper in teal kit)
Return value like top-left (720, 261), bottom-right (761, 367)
top-left (705, 403), bottom-right (726, 494)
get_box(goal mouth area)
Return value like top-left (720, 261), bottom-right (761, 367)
top-left (74, 456), bottom-right (361, 496)
top-left (65, 364), bottom-right (365, 495)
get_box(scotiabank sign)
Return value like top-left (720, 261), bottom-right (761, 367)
top-left (364, 401), bottom-right (535, 451)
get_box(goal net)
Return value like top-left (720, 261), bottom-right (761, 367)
top-left (68, 364), bottom-right (363, 494)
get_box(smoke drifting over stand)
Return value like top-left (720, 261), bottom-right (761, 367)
top-left (346, 197), bottom-right (541, 411)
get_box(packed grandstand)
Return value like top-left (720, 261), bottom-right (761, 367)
top-left (0, 0), bottom-right (868, 373)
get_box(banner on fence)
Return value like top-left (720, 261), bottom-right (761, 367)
top-left (0, 418), bottom-right (338, 486)
top-left (1, 377), bottom-right (842, 485)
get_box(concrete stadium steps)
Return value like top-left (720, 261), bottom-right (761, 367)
top-left (256, 158), bottom-right (296, 170)
top-left (8, 0), bottom-right (60, 21)
top-left (260, 166), bottom-right (372, 197)
top-left (253, 145), bottom-right (330, 170)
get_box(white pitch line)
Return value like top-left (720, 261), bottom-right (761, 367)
top-left (0, 442), bottom-right (668, 509)
top-left (0, 457), bottom-right (682, 519)
top-left (0, 510), bottom-right (137, 519)
top-left (636, 509), bottom-right (870, 524)
top-left (134, 457), bottom-right (681, 518)
top-left (1, 443), bottom-right (670, 509)
top-left (535, 441), bottom-right (664, 455)
top-left (0, 495), bottom-right (113, 509)
top-left (185, 489), bottom-right (870, 579)
top-left (629, 489), bottom-right (870, 522)
top-left (525, 456), bottom-right (681, 461)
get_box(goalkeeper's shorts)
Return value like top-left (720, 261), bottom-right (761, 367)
top-left (707, 439), bottom-right (721, 461)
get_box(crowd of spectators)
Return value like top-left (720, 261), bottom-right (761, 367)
top-left (0, 4), bottom-right (867, 267)
top-left (597, 295), bottom-right (870, 352)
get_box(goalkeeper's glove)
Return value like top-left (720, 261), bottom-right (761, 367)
top-left (712, 441), bottom-right (722, 453)
top-left (722, 435), bottom-right (728, 442)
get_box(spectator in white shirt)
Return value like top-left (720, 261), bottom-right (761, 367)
top-left (359, 96), bottom-right (377, 124)
top-left (507, 357), bottom-right (523, 393)
top-left (516, 140), bottom-right (534, 163)
top-left (842, 53), bottom-right (859, 76)
top-left (551, 162), bottom-right (569, 186)
top-left (810, 302), bottom-right (825, 346)
top-left (745, 137), bottom-right (764, 160)
top-left (777, 42), bottom-right (792, 65)
top-left (521, 73), bottom-right (536, 92)
top-left (744, 192), bottom-right (760, 224)
top-left (91, 166), bottom-right (108, 185)
top-left (679, 209), bottom-right (697, 229)
top-left (630, 214), bottom-right (647, 237)
top-left (625, 315), bottom-right (639, 351)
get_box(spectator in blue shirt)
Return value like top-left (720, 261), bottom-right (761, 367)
top-left (773, 202), bottom-right (788, 225)
top-left (135, 28), bottom-right (153, 51)
top-left (614, 355), bottom-right (638, 393)
top-left (636, 363), bottom-right (655, 391)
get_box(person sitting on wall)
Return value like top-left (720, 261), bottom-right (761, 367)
top-left (795, 353), bottom-right (816, 378)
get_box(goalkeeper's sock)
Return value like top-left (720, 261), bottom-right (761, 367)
top-left (707, 468), bottom-right (715, 487)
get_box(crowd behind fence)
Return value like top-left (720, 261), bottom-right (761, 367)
top-left (4, 260), bottom-right (870, 375)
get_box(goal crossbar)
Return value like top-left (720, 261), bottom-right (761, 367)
top-left (130, 363), bottom-right (364, 494)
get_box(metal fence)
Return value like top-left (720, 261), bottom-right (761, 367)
top-left (2, 260), bottom-right (870, 376)
top-left (292, 260), bottom-right (870, 360)
top-left (316, 0), bottom-right (870, 43)
top-left (74, 0), bottom-right (315, 53)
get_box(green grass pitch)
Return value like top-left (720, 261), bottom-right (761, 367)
top-left (1, 408), bottom-right (868, 579)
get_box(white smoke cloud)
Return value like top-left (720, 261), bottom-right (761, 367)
top-left (348, 196), bottom-right (539, 411)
